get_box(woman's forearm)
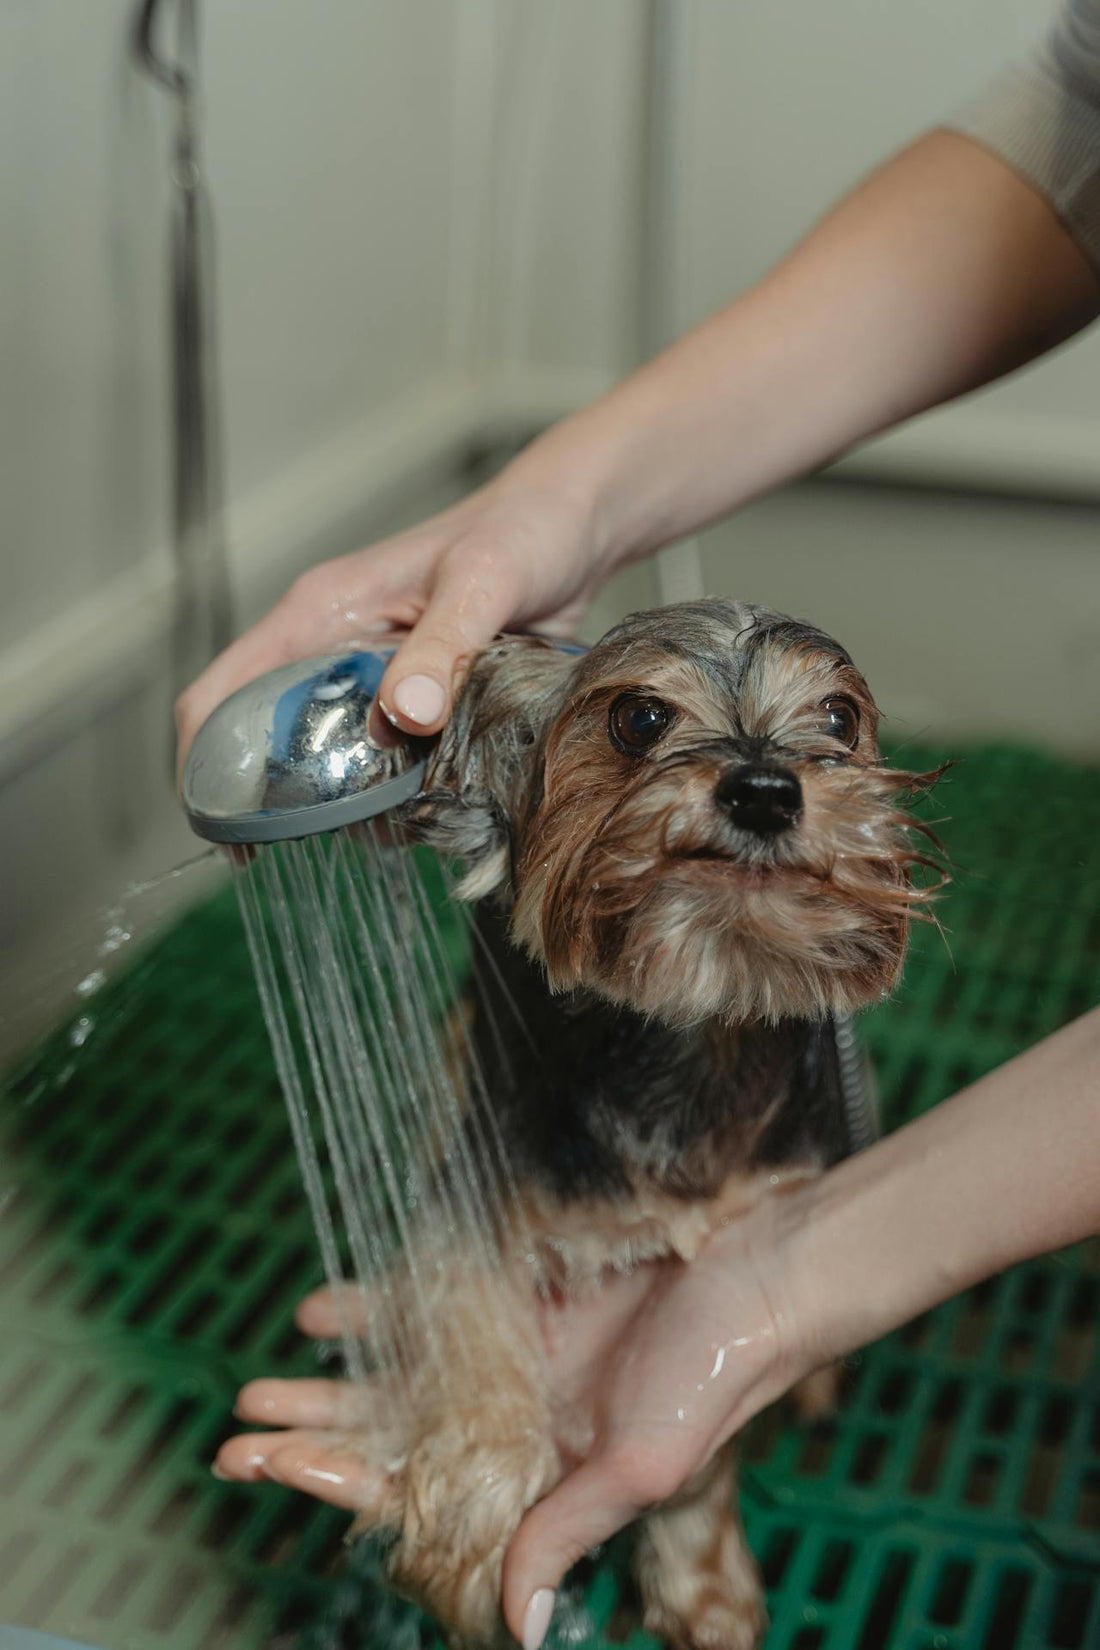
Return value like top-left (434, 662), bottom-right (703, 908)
top-left (788, 1006), bottom-right (1100, 1363)
top-left (512, 130), bottom-right (1099, 566)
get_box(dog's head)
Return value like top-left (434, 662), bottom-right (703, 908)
top-left (414, 598), bottom-right (940, 1026)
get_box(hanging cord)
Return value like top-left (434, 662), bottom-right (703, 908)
top-left (833, 1013), bottom-right (880, 1156)
top-left (133, 0), bottom-right (233, 720)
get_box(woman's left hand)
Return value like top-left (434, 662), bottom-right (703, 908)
top-left (214, 1190), bottom-right (817, 1646)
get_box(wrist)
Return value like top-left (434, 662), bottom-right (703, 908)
top-left (779, 1136), bottom-right (974, 1370)
top-left (497, 365), bottom-right (721, 579)
top-left (760, 1179), bottom-right (854, 1376)
top-left (493, 413), bottom-right (633, 581)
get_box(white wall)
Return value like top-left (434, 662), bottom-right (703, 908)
top-left (2, 0), bottom-right (1099, 1063)
top-left (0, 2), bottom-right (651, 786)
top-left (661, 0), bottom-right (1100, 490)
top-left (0, 0), bottom-right (655, 1060)
top-left (1, 1), bottom-right (465, 648)
top-left (698, 480), bottom-right (1100, 756)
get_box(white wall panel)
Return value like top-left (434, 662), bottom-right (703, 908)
top-left (663, 0), bottom-right (1100, 488)
top-left (483, 0), bottom-right (649, 378)
top-left (204, 3), bottom-right (459, 499)
top-left (0, 0), bottom-right (470, 654)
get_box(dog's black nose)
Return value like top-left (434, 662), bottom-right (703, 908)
top-left (715, 765), bottom-right (802, 836)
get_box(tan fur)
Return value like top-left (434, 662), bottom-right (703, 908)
top-left (518, 1164), bottom-right (817, 1288)
top-left (344, 1249), bottom-right (556, 1646)
top-left (790, 1363), bottom-right (842, 1423)
top-left (636, 1447), bottom-right (767, 1650)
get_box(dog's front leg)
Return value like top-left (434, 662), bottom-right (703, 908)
top-left (634, 1441), bottom-right (767, 1650)
top-left (356, 1251), bottom-right (561, 1647)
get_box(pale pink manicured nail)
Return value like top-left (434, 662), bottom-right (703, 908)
top-left (392, 674), bottom-right (447, 726)
top-left (522, 1588), bottom-right (555, 1650)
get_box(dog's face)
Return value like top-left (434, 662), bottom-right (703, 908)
top-left (418, 598), bottom-right (936, 1026)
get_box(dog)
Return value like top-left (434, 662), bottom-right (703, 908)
top-left (238, 597), bottom-right (939, 1648)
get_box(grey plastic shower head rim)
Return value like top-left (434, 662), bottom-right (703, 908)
top-left (185, 758), bottom-right (429, 845)
top-left (181, 646), bottom-right (434, 847)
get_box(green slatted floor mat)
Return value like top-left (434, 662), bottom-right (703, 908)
top-left (1, 743), bottom-right (1098, 1650)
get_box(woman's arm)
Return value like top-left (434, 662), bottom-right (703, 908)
top-left (176, 130), bottom-right (1099, 757)
top-left (790, 1002), bottom-right (1100, 1360)
top-left (524, 129), bottom-right (1100, 568)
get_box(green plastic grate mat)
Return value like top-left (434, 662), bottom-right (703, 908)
top-left (1, 743), bottom-right (1098, 1650)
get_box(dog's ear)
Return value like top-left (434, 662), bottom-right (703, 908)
top-left (413, 637), bottom-right (577, 900)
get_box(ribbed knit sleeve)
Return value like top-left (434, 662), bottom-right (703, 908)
top-left (950, 0), bottom-right (1100, 269)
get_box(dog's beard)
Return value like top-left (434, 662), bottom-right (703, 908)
top-left (511, 744), bottom-right (936, 1027)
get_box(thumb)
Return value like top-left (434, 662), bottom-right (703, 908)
top-left (501, 1454), bottom-right (647, 1649)
top-left (377, 553), bottom-right (520, 735)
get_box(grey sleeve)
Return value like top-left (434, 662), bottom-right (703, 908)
top-left (949, 0), bottom-right (1100, 268)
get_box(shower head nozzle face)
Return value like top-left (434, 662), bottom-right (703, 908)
top-left (182, 649), bottom-right (432, 845)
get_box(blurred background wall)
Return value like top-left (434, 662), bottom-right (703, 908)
top-left (2, 0), bottom-right (1098, 1057)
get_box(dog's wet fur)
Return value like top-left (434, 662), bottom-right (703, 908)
top-left (340, 600), bottom-right (940, 1646)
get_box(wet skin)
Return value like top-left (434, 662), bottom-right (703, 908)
top-left (214, 1202), bottom-right (795, 1515)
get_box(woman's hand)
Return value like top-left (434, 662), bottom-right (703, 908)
top-left (213, 1189), bottom-right (821, 1645)
top-left (500, 1194), bottom-right (818, 1644)
top-left (175, 465), bottom-right (611, 774)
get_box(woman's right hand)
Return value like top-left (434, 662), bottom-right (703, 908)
top-left (175, 460), bottom-right (613, 776)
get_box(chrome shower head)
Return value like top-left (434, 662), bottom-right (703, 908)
top-left (182, 648), bottom-right (432, 845)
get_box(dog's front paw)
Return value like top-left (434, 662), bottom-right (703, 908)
top-left (635, 1446), bottom-right (768, 1650)
top-left (382, 1418), bottom-right (559, 1645)
top-left (642, 1590), bottom-right (768, 1650)
top-left (220, 1379), bottom-right (558, 1645)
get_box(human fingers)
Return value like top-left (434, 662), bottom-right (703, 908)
top-left (502, 1445), bottom-right (687, 1649)
top-left (376, 542), bottom-right (522, 736)
top-left (213, 1427), bottom-right (392, 1514)
top-left (233, 1377), bottom-right (374, 1430)
top-left (295, 1282), bottom-right (375, 1338)
top-left (261, 1433), bottom-right (395, 1514)
top-left (173, 533), bottom-right (441, 781)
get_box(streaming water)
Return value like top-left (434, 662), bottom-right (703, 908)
top-left (234, 825), bottom-right (535, 1411)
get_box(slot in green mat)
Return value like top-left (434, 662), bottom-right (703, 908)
top-left (1, 744), bottom-right (1097, 1649)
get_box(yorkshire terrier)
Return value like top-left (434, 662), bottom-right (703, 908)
top-left (230, 598), bottom-right (937, 1648)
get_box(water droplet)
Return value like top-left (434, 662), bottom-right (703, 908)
top-left (76, 969), bottom-right (106, 997)
top-left (100, 924), bottom-right (131, 955)
top-left (69, 1016), bottom-right (94, 1048)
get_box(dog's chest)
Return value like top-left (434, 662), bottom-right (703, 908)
top-left (468, 909), bottom-right (851, 1207)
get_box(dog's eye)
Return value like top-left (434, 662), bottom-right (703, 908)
top-left (821, 695), bottom-right (860, 749)
top-left (609, 694), bottom-right (672, 755)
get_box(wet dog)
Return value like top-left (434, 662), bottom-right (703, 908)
top-left (236, 598), bottom-right (939, 1647)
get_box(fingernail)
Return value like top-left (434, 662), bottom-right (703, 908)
top-left (210, 1462), bottom-right (231, 1481)
top-left (522, 1588), bottom-right (555, 1650)
top-left (392, 674), bottom-right (447, 727)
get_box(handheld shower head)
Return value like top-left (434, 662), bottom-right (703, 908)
top-left (182, 648), bottom-right (432, 845)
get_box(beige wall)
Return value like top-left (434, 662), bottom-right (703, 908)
top-left (698, 480), bottom-right (1100, 757)
top-left (0, 1), bottom-right (654, 1059)
top-left (2, 0), bottom-right (1098, 1060)
top-left (662, 0), bottom-right (1100, 486)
